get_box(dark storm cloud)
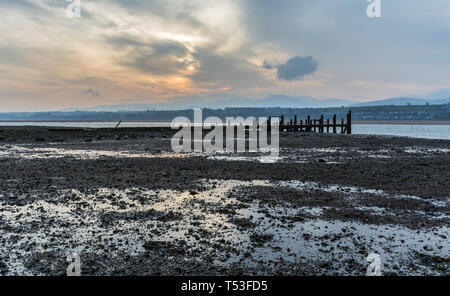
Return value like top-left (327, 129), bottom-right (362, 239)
top-left (265, 56), bottom-right (318, 81)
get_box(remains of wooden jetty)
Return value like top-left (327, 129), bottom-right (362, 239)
top-left (271, 110), bottom-right (352, 134)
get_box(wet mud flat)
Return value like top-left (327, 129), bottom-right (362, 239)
top-left (0, 127), bottom-right (448, 275)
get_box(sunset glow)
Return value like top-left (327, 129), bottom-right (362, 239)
top-left (1, 0), bottom-right (450, 111)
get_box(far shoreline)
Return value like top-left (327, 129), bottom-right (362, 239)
top-left (353, 120), bottom-right (450, 125)
top-left (0, 119), bottom-right (449, 126)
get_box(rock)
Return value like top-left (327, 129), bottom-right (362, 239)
top-left (0, 259), bottom-right (7, 273)
top-left (249, 233), bottom-right (274, 245)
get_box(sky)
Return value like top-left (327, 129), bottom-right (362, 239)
top-left (0, 0), bottom-right (450, 111)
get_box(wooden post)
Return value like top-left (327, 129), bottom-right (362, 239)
top-left (347, 110), bottom-right (352, 134)
top-left (267, 113), bottom-right (349, 135)
top-left (333, 115), bottom-right (337, 134)
top-left (319, 115), bottom-right (324, 133)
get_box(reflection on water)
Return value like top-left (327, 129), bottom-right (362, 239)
top-left (1, 143), bottom-right (447, 164)
top-left (0, 178), bottom-right (448, 275)
top-left (0, 145), bottom-right (192, 160)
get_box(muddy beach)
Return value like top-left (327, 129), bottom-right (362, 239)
top-left (0, 127), bottom-right (448, 275)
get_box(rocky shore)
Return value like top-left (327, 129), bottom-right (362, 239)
top-left (0, 127), bottom-right (448, 275)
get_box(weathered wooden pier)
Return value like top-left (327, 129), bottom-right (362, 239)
top-left (272, 110), bottom-right (352, 134)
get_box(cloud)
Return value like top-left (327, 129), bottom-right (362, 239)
top-left (41, 0), bottom-right (68, 9)
top-left (265, 56), bottom-right (318, 81)
top-left (0, 0), bottom-right (44, 11)
top-left (29, 16), bottom-right (47, 25)
top-left (1, 0), bottom-right (450, 111)
top-left (105, 34), bottom-right (191, 75)
top-left (84, 88), bottom-right (101, 97)
top-left (190, 49), bottom-right (266, 89)
top-left (0, 46), bottom-right (27, 66)
top-left (262, 59), bottom-right (273, 70)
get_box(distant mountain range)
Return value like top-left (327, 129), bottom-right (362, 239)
top-left (65, 94), bottom-right (450, 112)
top-left (68, 94), bottom-right (354, 111)
top-left (353, 98), bottom-right (449, 107)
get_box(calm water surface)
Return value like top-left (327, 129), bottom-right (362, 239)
top-left (352, 124), bottom-right (450, 140)
top-left (0, 122), bottom-right (449, 140)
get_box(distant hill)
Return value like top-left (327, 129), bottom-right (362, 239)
top-left (64, 94), bottom-right (450, 112)
top-left (254, 95), bottom-right (354, 108)
top-left (352, 98), bottom-right (449, 107)
top-left (69, 94), bottom-right (356, 112)
top-left (422, 89), bottom-right (450, 100)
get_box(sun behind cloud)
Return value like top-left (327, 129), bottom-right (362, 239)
top-left (0, 0), bottom-right (449, 111)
